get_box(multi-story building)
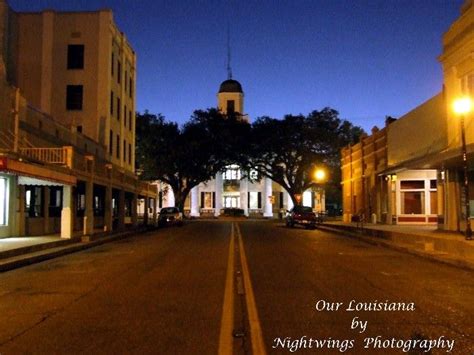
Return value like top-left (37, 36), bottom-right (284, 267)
top-left (341, 0), bottom-right (474, 233)
top-left (0, 0), bottom-right (156, 239)
top-left (157, 78), bottom-right (326, 217)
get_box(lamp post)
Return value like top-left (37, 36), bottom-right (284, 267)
top-left (453, 97), bottom-right (473, 240)
top-left (313, 167), bottom-right (327, 214)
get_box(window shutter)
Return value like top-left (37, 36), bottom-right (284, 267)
top-left (248, 192), bottom-right (250, 208)
top-left (212, 192), bottom-right (216, 208)
top-left (200, 192), bottom-right (205, 209)
top-left (258, 192), bottom-right (262, 209)
top-left (311, 192), bottom-right (315, 208)
top-left (279, 192), bottom-right (284, 209)
top-left (159, 191), bottom-right (163, 208)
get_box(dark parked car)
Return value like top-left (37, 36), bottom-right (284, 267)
top-left (158, 207), bottom-right (183, 227)
top-left (285, 205), bottom-right (317, 229)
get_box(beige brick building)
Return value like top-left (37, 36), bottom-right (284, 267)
top-left (0, 0), bottom-right (156, 239)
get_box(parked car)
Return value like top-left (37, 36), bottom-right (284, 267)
top-left (158, 207), bottom-right (183, 227)
top-left (285, 205), bottom-right (317, 229)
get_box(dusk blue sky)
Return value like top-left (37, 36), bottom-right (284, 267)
top-left (9, 0), bottom-right (464, 131)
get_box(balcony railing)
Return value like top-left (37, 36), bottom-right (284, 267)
top-left (19, 147), bottom-right (73, 167)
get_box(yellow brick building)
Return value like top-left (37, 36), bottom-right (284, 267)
top-left (342, 0), bottom-right (474, 233)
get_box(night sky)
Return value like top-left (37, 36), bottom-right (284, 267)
top-left (9, 0), bottom-right (464, 131)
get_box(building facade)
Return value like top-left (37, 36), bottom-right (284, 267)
top-left (157, 78), bottom-right (326, 218)
top-left (0, 1), bottom-right (156, 239)
top-left (342, 0), bottom-right (474, 232)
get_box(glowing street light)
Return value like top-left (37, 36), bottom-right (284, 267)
top-left (314, 168), bottom-right (327, 183)
top-left (453, 96), bottom-right (472, 240)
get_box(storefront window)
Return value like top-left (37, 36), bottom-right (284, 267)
top-left (401, 191), bottom-right (425, 214)
top-left (0, 178), bottom-right (7, 225)
top-left (25, 186), bottom-right (43, 217)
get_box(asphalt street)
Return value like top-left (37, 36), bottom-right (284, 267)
top-left (0, 221), bottom-right (472, 354)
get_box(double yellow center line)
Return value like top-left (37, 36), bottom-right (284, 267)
top-left (219, 223), bottom-right (267, 355)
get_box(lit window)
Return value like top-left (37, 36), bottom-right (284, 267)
top-left (249, 191), bottom-right (259, 209)
top-left (223, 166), bottom-right (241, 180)
top-left (0, 178), bottom-right (7, 225)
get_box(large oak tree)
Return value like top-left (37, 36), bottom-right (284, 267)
top-left (248, 108), bottom-right (364, 206)
top-left (136, 109), bottom-right (250, 212)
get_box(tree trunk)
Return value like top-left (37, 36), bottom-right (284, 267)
top-left (173, 187), bottom-right (192, 215)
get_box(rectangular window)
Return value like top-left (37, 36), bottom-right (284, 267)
top-left (48, 187), bottom-right (62, 217)
top-left (117, 97), bottom-right (121, 120)
top-left (67, 44), bottom-right (84, 69)
top-left (111, 52), bottom-right (114, 76)
top-left (0, 177), bottom-right (7, 225)
top-left (129, 78), bottom-right (133, 97)
top-left (249, 191), bottom-right (259, 209)
top-left (117, 61), bottom-right (121, 84)
top-left (124, 105), bottom-right (127, 127)
top-left (123, 139), bottom-right (126, 162)
top-left (224, 167), bottom-right (241, 180)
top-left (128, 143), bottom-right (132, 164)
top-left (66, 85), bottom-right (83, 110)
top-left (116, 134), bottom-right (120, 159)
top-left (109, 130), bottom-right (113, 154)
top-left (227, 100), bottom-right (235, 113)
top-left (110, 91), bottom-right (114, 115)
top-left (76, 126), bottom-right (82, 133)
top-left (125, 71), bottom-right (128, 91)
top-left (129, 111), bottom-right (132, 131)
top-left (401, 191), bottom-right (425, 214)
top-left (461, 74), bottom-right (474, 96)
top-left (25, 186), bottom-right (43, 217)
top-left (203, 192), bottom-right (212, 208)
top-left (400, 180), bottom-right (424, 189)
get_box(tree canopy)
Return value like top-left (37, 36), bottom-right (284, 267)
top-left (135, 109), bottom-right (250, 211)
top-left (248, 108), bottom-right (364, 206)
top-left (136, 107), bottom-right (363, 212)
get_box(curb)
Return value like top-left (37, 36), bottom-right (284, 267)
top-left (318, 224), bottom-right (474, 272)
top-left (0, 227), bottom-right (157, 273)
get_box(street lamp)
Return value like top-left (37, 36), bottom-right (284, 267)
top-left (453, 96), bottom-right (473, 240)
top-left (314, 168), bottom-right (327, 183)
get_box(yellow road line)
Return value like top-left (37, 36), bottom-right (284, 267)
top-left (236, 223), bottom-right (267, 355)
top-left (218, 223), bottom-right (235, 355)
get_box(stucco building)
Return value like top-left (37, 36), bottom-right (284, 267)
top-left (341, 0), bottom-right (474, 233)
top-left (0, 1), bottom-right (156, 239)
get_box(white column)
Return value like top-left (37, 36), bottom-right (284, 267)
top-left (287, 192), bottom-right (294, 211)
top-left (215, 172), bottom-right (223, 217)
top-left (190, 186), bottom-right (200, 217)
top-left (241, 178), bottom-right (249, 217)
top-left (84, 180), bottom-right (94, 235)
top-left (166, 185), bottom-right (175, 207)
top-left (61, 185), bottom-right (73, 239)
top-left (263, 177), bottom-right (273, 217)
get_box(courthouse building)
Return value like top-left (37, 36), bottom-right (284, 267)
top-left (0, 1), bottom-right (156, 239)
top-left (156, 78), bottom-right (326, 218)
top-left (341, 0), bottom-right (474, 233)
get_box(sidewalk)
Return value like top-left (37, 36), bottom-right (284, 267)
top-left (319, 221), bottom-right (474, 270)
top-left (0, 226), bottom-right (154, 272)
